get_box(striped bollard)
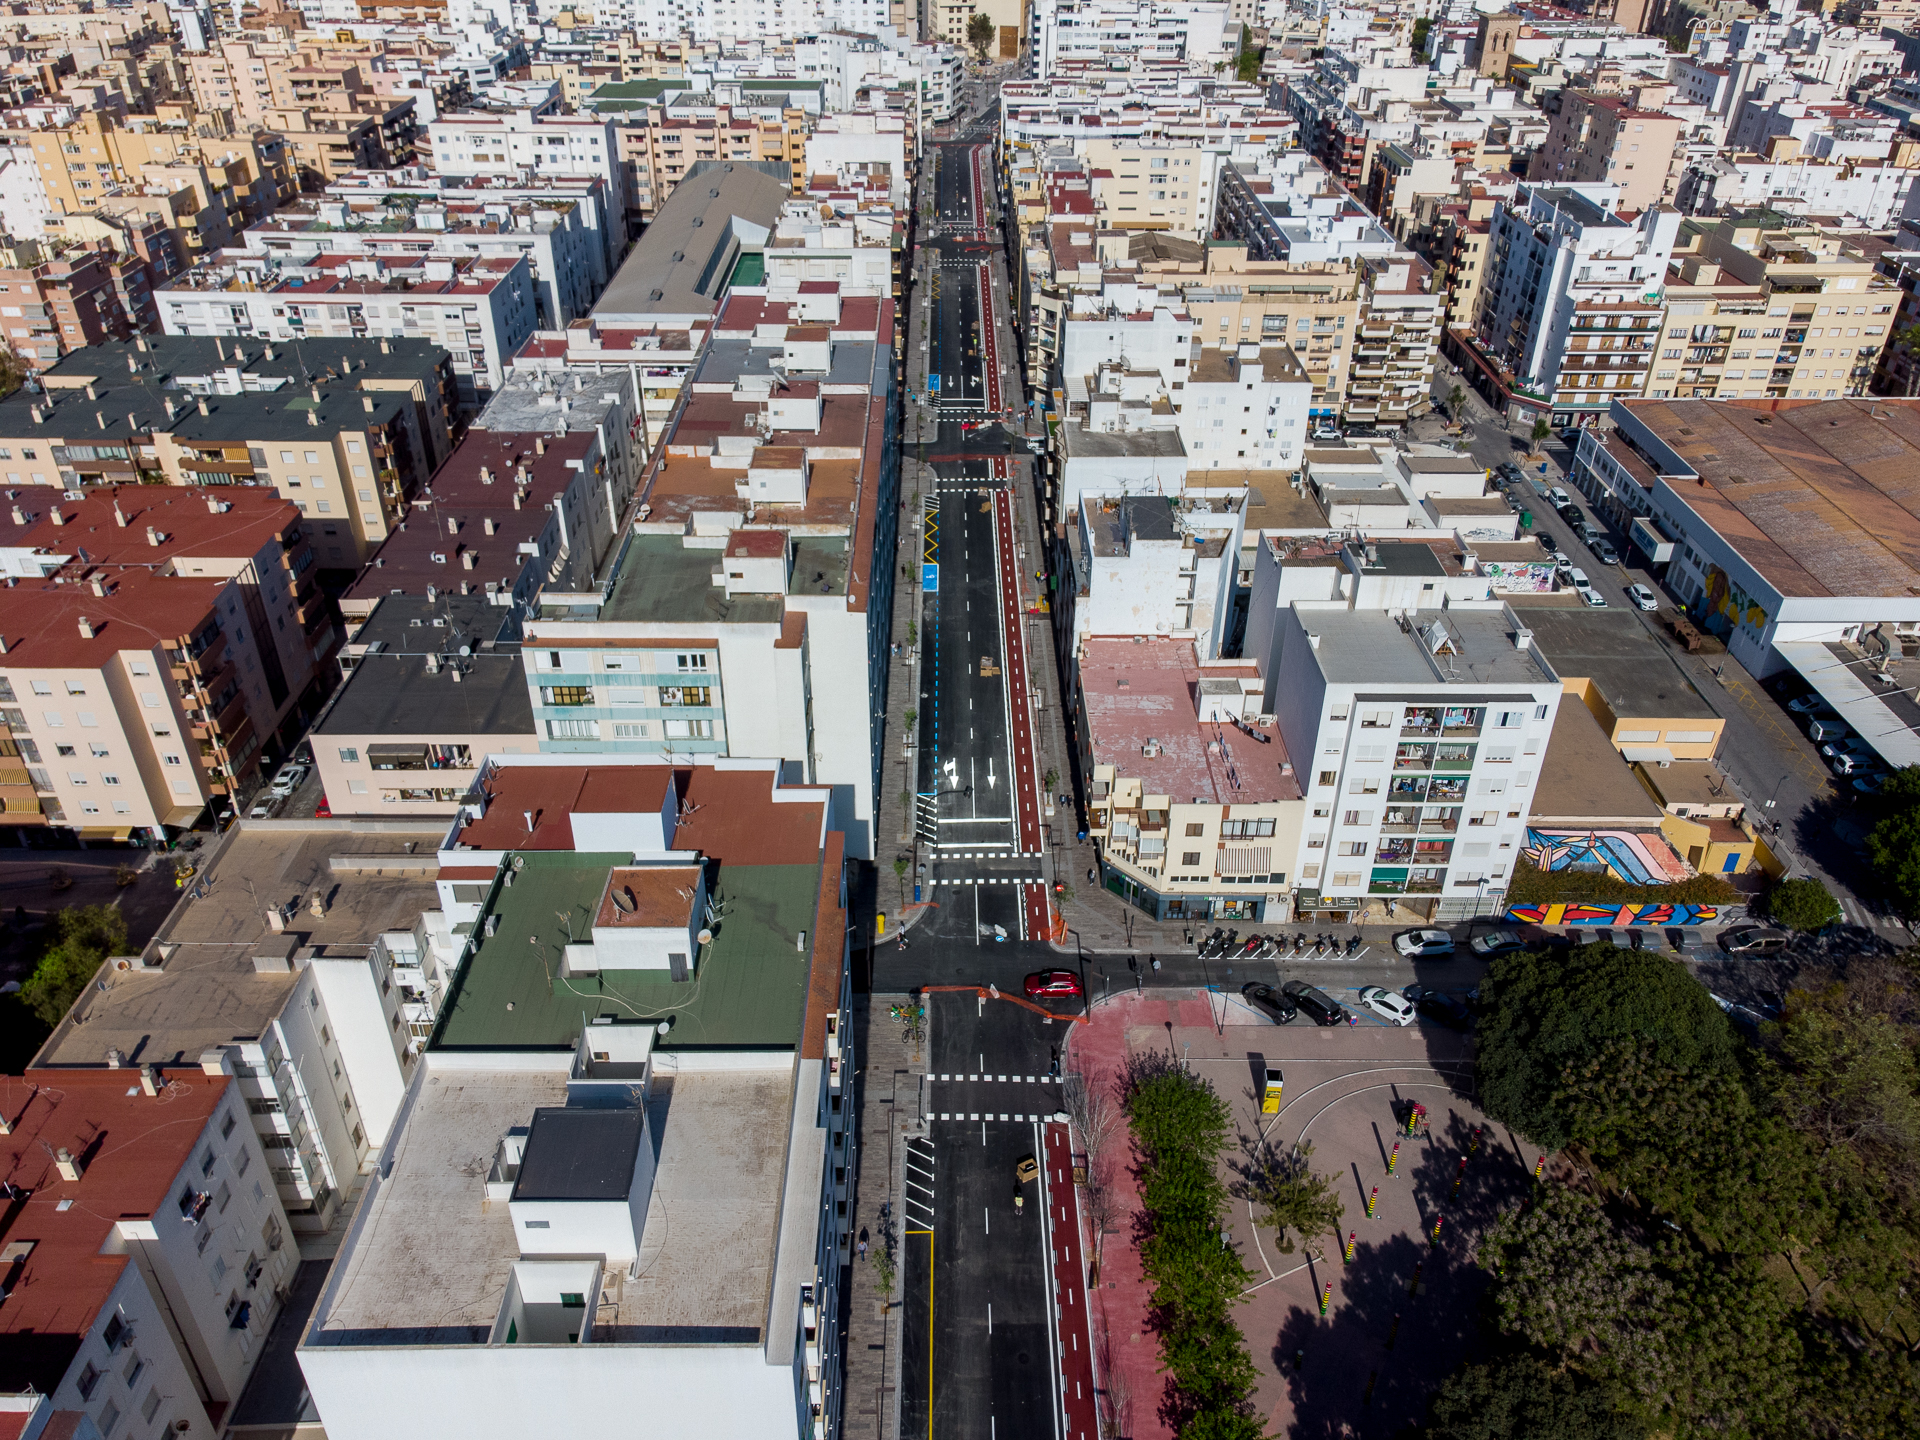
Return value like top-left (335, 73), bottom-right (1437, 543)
top-left (1319, 1281), bottom-right (1333, 1316)
top-left (1534, 1154), bottom-right (1547, 1182)
top-left (1387, 1140), bottom-right (1399, 1175)
top-left (1366, 1185), bottom-right (1378, 1218)
top-left (1469, 1126), bottom-right (1482, 1155)
top-left (1407, 1260), bottom-right (1423, 1295)
top-left (1363, 1371), bottom-right (1377, 1407)
top-left (1431, 1215), bottom-right (1445, 1246)
top-left (1385, 1311), bottom-right (1402, 1350)
top-left (1343, 1230), bottom-right (1357, 1262)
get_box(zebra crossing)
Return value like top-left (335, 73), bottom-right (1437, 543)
top-left (931, 875), bottom-right (1043, 887)
top-left (933, 1074), bottom-right (1059, 1083)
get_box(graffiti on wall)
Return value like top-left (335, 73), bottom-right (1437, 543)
top-left (1523, 828), bottom-right (1688, 885)
top-left (1702, 563), bottom-right (1769, 637)
top-left (1481, 560), bottom-right (1556, 594)
top-left (1506, 901), bottom-right (1722, 927)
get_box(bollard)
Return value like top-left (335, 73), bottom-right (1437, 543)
top-left (1387, 1140), bottom-right (1399, 1175)
top-left (1366, 1185), bottom-right (1378, 1218)
top-left (1385, 1311), bottom-right (1402, 1351)
top-left (1431, 1215), bottom-right (1445, 1246)
top-left (1343, 1230), bottom-right (1357, 1262)
top-left (1363, 1371), bottom-right (1377, 1407)
top-left (1534, 1154), bottom-right (1547, 1182)
top-left (1407, 1260), bottom-right (1424, 1296)
top-left (1469, 1126), bottom-right (1483, 1156)
top-left (1318, 1281), bottom-right (1333, 1317)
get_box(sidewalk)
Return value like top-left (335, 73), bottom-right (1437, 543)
top-left (841, 993), bottom-right (931, 1440)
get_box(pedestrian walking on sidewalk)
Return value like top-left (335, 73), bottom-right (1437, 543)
top-left (858, 1238), bottom-right (868, 1262)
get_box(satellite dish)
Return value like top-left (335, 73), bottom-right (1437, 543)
top-left (697, 927), bottom-right (713, 944)
top-left (610, 886), bottom-right (636, 914)
top-left (511, 854), bottom-right (525, 871)
top-left (655, 1019), bottom-right (673, 1036)
top-left (459, 645), bottom-right (471, 657)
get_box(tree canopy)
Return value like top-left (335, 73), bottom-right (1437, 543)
top-left (965, 12), bottom-right (996, 62)
top-left (20, 903), bottom-right (128, 1027)
top-left (1764, 876), bottom-right (1840, 932)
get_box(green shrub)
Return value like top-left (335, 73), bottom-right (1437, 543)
top-left (1504, 866), bottom-right (1739, 907)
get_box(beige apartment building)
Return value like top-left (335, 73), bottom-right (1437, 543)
top-left (613, 106), bottom-right (809, 227)
top-left (1081, 139), bottom-right (1216, 241)
top-left (1528, 93), bottom-right (1684, 215)
top-left (0, 486), bottom-right (330, 836)
top-left (22, 108), bottom-right (295, 262)
top-left (1647, 214), bottom-right (1899, 401)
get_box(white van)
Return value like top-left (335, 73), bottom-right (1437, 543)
top-left (1557, 564), bottom-right (1591, 592)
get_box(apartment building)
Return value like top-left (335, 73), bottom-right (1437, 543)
top-left (1263, 597), bottom-right (1563, 920)
top-left (0, 240), bottom-right (155, 367)
top-left (0, 336), bottom-right (455, 564)
top-left (1067, 494), bottom-right (1244, 663)
top-left (24, 110), bottom-right (295, 265)
top-left (298, 756), bottom-right (854, 1440)
top-left (0, 1070), bottom-right (298, 1440)
top-left (32, 821), bottom-right (444, 1226)
top-left (158, 251), bottom-right (534, 406)
top-left (509, 315), bottom-right (709, 457)
top-left (609, 105), bottom-right (810, 229)
top-left (1179, 344), bottom-right (1314, 472)
top-left (1649, 212), bottom-right (1897, 401)
top-left (1469, 182), bottom-right (1679, 427)
top-left (1529, 92), bottom-right (1685, 213)
top-left (1080, 138), bottom-right (1215, 241)
top-left (513, 285), bottom-right (899, 859)
top-left (0, 486), bottom-right (331, 831)
top-left (422, 111), bottom-right (625, 242)
top-left (1029, 0), bottom-right (1234, 80)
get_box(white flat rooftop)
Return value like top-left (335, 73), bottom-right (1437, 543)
top-left (306, 1059), bottom-right (792, 1349)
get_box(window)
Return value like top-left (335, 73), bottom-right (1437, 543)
top-left (30, 681), bottom-right (49, 695)
top-left (220, 1109), bottom-right (236, 1139)
top-left (88, 744), bottom-right (109, 758)
top-left (101, 774), bottom-right (120, 786)
top-left (675, 653), bottom-right (709, 672)
top-left (658, 685), bottom-right (710, 707)
top-left (164, 754), bottom-right (182, 766)
top-left (541, 686), bottom-right (593, 706)
top-left (97, 1401), bottom-right (119, 1436)
top-left (664, 718), bottom-right (714, 740)
top-left (1338, 841), bottom-right (1366, 856)
top-left (612, 722), bottom-right (649, 738)
top-left (1181, 851), bottom-right (1202, 866)
top-left (141, 1387), bottom-right (161, 1424)
top-left (103, 1312), bottom-right (128, 1352)
top-left (56, 745), bottom-right (75, 757)
top-left (1184, 822), bottom-right (1205, 836)
top-left (77, 1363), bottom-right (102, 1400)
top-left (77, 712), bottom-right (96, 728)
top-left (64, 681), bottom-right (85, 695)
top-left (1317, 770), bottom-right (1336, 787)
top-left (547, 718), bottom-right (600, 739)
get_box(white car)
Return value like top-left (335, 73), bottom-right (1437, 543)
top-left (269, 763), bottom-right (308, 797)
top-left (1557, 564), bottom-right (1591, 592)
top-left (1358, 985), bottom-right (1417, 1027)
top-left (1545, 486), bottom-right (1571, 508)
top-left (1581, 587), bottom-right (1609, 608)
top-left (248, 796), bottom-right (279, 820)
top-left (1392, 928), bottom-right (1456, 958)
top-left (1625, 583), bottom-right (1659, 611)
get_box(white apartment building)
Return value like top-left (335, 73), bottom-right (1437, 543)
top-left (1265, 597), bottom-right (1563, 919)
top-left (159, 253), bottom-right (538, 404)
top-left (1474, 183), bottom-right (1679, 423)
top-left (1071, 494), bottom-right (1242, 660)
top-left (32, 824), bottom-right (443, 1233)
top-left (1060, 305), bottom-right (1194, 393)
top-left (630, 0), bottom-right (893, 43)
top-left (0, 1072), bottom-right (298, 1440)
top-left (1179, 343), bottom-right (1313, 472)
top-left (424, 113), bottom-right (627, 243)
top-left (1029, 0), bottom-right (1234, 79)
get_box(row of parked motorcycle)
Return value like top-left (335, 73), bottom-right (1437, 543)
top-left (1195, 928), bottom-right (1366, 961)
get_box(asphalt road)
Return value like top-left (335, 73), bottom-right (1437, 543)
top-left (898, 991), bottom-right (1064, 1440)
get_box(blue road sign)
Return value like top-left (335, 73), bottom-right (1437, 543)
top-left (922, 563), bottom-right (939, 592)
top-left (929, 373), bottom-right (942, 393)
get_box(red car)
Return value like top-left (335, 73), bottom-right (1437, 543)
top-left (1024, 970), bottom-right (1083, 1000)
top-left (314, 797), bottom-right (331, 818)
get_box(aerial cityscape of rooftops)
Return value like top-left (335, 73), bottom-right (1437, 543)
top-left (2, 0), bottom-right (1920, 1436)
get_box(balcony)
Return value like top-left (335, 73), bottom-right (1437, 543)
top-left (1394, 744), bottom-right (1434, 771)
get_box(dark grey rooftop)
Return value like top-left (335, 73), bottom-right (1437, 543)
top-left (1060, 424), bottom-right (1188, 460)
top-left (1356, 540), bottom-right (1445, 577)
top-left (513, 1106), bottom-right (646, 1202)
top-left (0, 336), bottom-right (445, 445)
top-left (692, 335), bottom-right (876, 388)
top-left (1083, 494), bottom-right (1180, 556)
top-left (601, 534), bottom-right (784, 626)
top-left (1532, 185), bottom-right (1623, 230)
top-left (317, 594), bottom-right (534, 739)
top-left (1520, 608), bottom-right (1718, 720)
top-left (594, 164), bottom-right (788, 319)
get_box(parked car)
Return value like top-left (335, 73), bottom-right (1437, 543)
top-left (1821, 737), bottom-right (1877, 762)
top-left (1402, 985), bottom-right (1473, 1028)
top-left (1536, 532), bottom-right (1560, 557)
top-left (1805, 718), bottom-right (1849, 744)
top-left (1468, 929), bottom-right (1526, 959)
top-left (1282, 980), bottom-right (1351, 1027)
top-left (1241, 982), bottom-right (1298, 1025)
top-left (1358, 985), bottom-right (1417, 1026)
top-left (1557, 563), bottom-right (1592, 592)
top-left (269, 763), bottom-right (308, 797)
top-left (1311, 425), bottom-right (1342, 442)
top-left (1581, 587), bottom-right (1609, 608)
top-left (1545, 486), bottom-right (1572, 508)
top-left (1625, 583), bottom-right (1659, 611)
top-left (1787, 694), bottom-right (1835, 716)
top-left (1852, 774), bottom-right (1886, 796)
top-left (1496, 462), bottom-right (1524, 483)
top-left (1024, 970), bottom-right (1083, 999)
top-left (314, 796), bottom-right (332, 818)
top-left (1827, 750), bottom-right (1872, 776)
top-left (248, 796), bottom-right (279, 820)
top-left (1718, 926), bottom-right (1791, 955)
top-left (1393, 928), bottom-right (1456, 958)
top-left (1591, 538), bottom-right (1620, 566)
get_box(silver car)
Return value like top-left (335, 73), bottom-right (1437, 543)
top-left (1626, 583), bottom-right (1659, 611)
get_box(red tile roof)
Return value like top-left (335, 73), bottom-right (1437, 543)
top-left (0, 1071), bottom-right (228, 1393)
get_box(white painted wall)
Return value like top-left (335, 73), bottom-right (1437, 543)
top-left (309, 953), bottom-right (411, 1153)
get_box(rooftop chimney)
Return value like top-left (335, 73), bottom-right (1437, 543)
top-left (96, 411), bottom-right (106, 430)
top-left (512, 491), bottom-right (522, 511)
top-left (139, 1065), bottom-right (159, 1096)
top-left (49, 507), bottom-right (64, 527)
top-left (90, 577), bottom-right (108, 597)
top-left (380, 339), bottom-right (390, 354)
top-left (54, 1147), bottom-right (84, 1182)
top-left (127, 354), bottom-right (138, 373)
top-left (196, 397), bottom-right (209, 417)
top-left (446, 516), bottom-right (459, 535)
top-left (146, 525), bottom-right (160, 546)
top-left (214, 337), bottom-right (225, 362)
top-left (307, 410), bottom-right (319, 427)
top-left (483, 517), bottom-right (496, 535)
top-left (11, 506), bottom-right (25, 526)
top-left (479, 466), bottom-right (491, 484)
top-left (113, 503), bottom-right (128, 527)
top-left (311, 385), bottom-right (322, 404)
top-left (264, 343), bottom-right (275, 361)
top-left (363, 397), bottom-right (374, 413)
top-left (462, 550), bottom-right (477, 569)
top-left (27, 405), bottom-right (41, 424)
top-left (1515, 628), bottom-right (1533, 651)
top-left (164, 398), bottom-right (177, 420)
top-left (78, 616), bottom-right (95, 638)
top-left (535, 437), bottom-right (545, 456)
top-left (84, 383), bottom-right (96, 401)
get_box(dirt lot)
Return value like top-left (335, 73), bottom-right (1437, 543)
top-left (1067, 990), bottom-right (1535, 1439)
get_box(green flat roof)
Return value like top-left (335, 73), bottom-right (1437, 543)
top-left (600, 533), bottom-right (784, 626)
top-left (431, 850), bottom-right (820, 1050)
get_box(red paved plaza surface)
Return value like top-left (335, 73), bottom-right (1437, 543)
top-left (1064, 990), bottom-right (1536, 1438)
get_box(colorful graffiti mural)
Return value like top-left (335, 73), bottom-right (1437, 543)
top-left (1481, 560), bottom-right (1556, 594)
top-left (1523, 828), bottom-right (1688, 885)
top-left (1505, 902), bottom-right (1722, 927)
top-left (1702, 563), bottom-right (1770, 637)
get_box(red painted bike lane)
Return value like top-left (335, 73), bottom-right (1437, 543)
top-left (1045, 1121), bottom-right (1099, 1440)
top-left (977, 259), bottom-right (1000, 413)
top-left (994, 484), bottom-right (1048, 937)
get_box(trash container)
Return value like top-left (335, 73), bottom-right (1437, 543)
top-left (1519, 509), bottom-right (1533, 529)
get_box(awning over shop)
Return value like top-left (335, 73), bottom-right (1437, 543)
top-left (1774, 641), bottom-right (1920, 769)
top-left (1222, 847), bottom-right (1271, 875)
